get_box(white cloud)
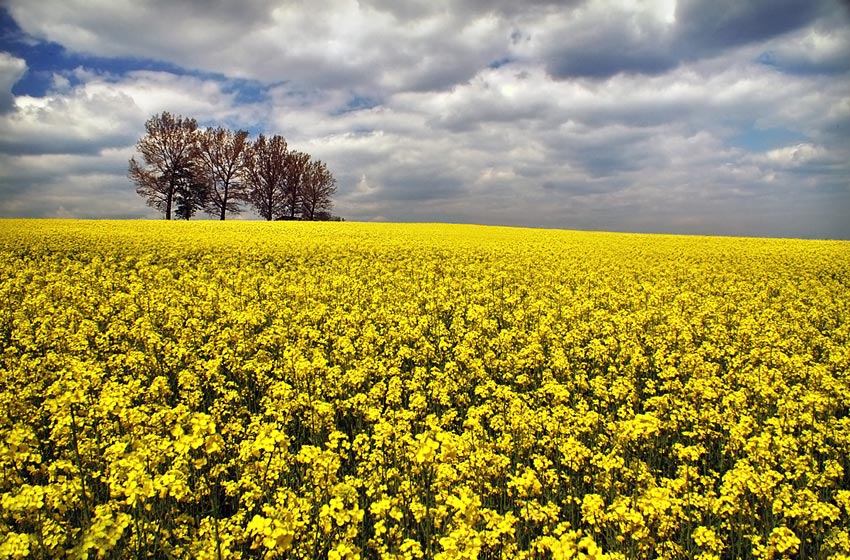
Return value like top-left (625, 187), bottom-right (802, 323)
top-left (4, 0), bottom-right (512, 94)
top-left (0, 68), bottom-right (270, 155)
top-left (762, 25), bottom-right (850, 73)
top-left (0, 84), bottom-right (139, 155)
top-left (0, 52), bottom-right (27, 112)
top-left (764, 143), bottom-right (825, 166)
top-left (0, 69), bottom-right (269, 219)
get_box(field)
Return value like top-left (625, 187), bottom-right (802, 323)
top-left (1, 219), bottom-right (849, 559)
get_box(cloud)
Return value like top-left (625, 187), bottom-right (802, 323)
top-left (0, 81), bottom-right (140, 155)
top-left (521, 0), bottom-right (845, 80)
top-left (0, 147), bottom-right (146, 219)
top-left (0, 52), bottom-right (26, 112)
top-left (751, 142), bottom-right (850, 187)
top-left (5, 0), bottom-right (847, 88)
top-left (674, 0), bottom-right (826, 51)
top-left (0, 68), bottom-right (270, 156)
top-left (758, 23), bottom-right (850, 74)
top-left (0, 68), bottom-right (268, 219)
top-left (3, 0), bottom-right (512, 94)
top-left (520, 3), bottom-right (679, 80)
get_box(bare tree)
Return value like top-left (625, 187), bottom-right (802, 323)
top-left (281, 150), bottom-right (310, 220)
top-left (196, 127), bottom-right (250, 220)
top-left (129, 112), bottom-right (199, 220)
top-left (301, 159), bottom-right (337, 220)
top-left (173, 164), bottom-right (209, 220)
top-left (245, 134), bottom-right (288, 221)
top-left (131, 113), bottom-right (340, 221)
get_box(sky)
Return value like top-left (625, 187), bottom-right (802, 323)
top-left (0, 0), bottom-right (848, 238)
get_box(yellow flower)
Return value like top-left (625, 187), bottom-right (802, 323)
top-left (692, 526), bottom-right (721, 551)
top-left (3, 220), bottom-right (848, 560)
top-left (769, 527), bottom-right (801, 556)
top-left (581, 494), bottom-right (606, 526)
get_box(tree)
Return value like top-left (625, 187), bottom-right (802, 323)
top-left (173, 164), bottom-right (209, 220)
top-left (281, 150), bottom-right (310, 220)
top-left (196, 127), bottom-right (250, 220)
top-left (245, 134), bottom-right (288, 221)
top-left (301, 159), bottom-right (337, 220)
top-left (130, 113), bottom-right (340, 221)
top-left (129, 112), bottom-right (199, 220)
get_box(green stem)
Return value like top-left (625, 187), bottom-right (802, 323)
top-left (69, 404), bottom-right (91, 528)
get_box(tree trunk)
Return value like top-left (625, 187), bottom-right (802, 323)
top-left (165, 175), bottom-right (175, 220)
top-left (220, 186), bottom-right (228, 220)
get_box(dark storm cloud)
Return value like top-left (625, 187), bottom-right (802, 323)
top-left (0, 136), bottom-right (123, 156)
top-left (540, 0), bottom-right (844, 80)
top-left (540, 12), bottom-right (679, 80)
top-left (542, 179), bottom-right (628, 196)
top-left (376, 167), bottom-right (467, 202)
top-left (547, 47), bottom-right (677, 80)
top-left (674, 0), bottom-right (826, 51)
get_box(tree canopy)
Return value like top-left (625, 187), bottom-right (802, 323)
top-left (129, 112), bottom-right (339, 221)
top-left (128, 112), bottom-right (199, 221)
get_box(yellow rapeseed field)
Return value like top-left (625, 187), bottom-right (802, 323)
top-left (1, 219), bottom-right (849, 559)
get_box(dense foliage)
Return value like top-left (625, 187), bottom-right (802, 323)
top-left (1, 220), bottom-right (848, 559)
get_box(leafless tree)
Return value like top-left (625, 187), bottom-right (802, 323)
top-left (301, 159), bottom-right (337, 220)
top-left (129, 112), bottom-right (199, 220)
top-left (196, 127), bottom-right (250, 220)
top-left (131, 113), bottom-right (340, 221)
top-left (281, 150), bottom-right (310, 220)
top-left (173, 164), bottom-right (209, 220)
top-left (245, 134), bottom-right (289, 221)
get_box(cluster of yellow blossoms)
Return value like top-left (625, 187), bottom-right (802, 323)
top-left (1, 219), bottom-right (848, 559)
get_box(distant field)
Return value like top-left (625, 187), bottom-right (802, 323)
top-left (1, 220), bottom-right (848, 559)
